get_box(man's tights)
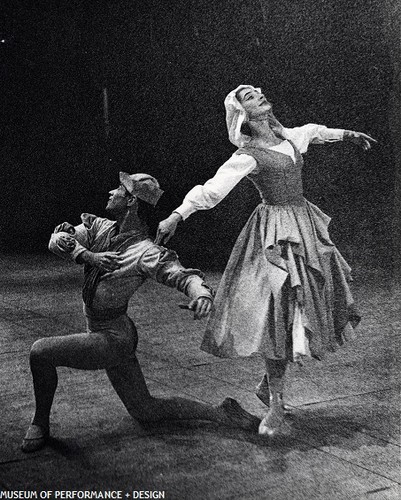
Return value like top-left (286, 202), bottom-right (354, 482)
top-left (29, 329), bottom-right (234, 430)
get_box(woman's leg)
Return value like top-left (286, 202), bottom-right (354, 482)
top-left (258, 357), bottom-right (289, 436)
top-left (265, 358), bottom-right (288, 399)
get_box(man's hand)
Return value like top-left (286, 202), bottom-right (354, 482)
top-left (57, 233), bottom-right (76, 252)
top-left (344, 131), bottom-right (377, 151)
top-left (187, 297), bottom-right (213, 320)
top-left (54, 222), bottom-right (75, 234)
top-left (155, 212), bottom-right (182, 245)
top-left (82, 251), bottom-right (123, 272)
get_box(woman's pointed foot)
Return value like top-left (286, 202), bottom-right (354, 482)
top-left (21, 424), bottom-right (49, 453)
top-left (258, 403), bottom-right (290, 437)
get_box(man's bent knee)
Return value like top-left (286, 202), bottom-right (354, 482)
top-left (30, 338), bottom-right (53, 366)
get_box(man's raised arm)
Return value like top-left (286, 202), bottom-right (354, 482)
top-left (48, 220), bottom-right (90, 262)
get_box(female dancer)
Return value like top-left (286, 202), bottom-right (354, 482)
top-left (156, 85), bottom-right (376, 436)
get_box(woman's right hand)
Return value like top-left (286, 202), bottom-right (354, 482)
top-left (155, 212), bottom-right (182, 245)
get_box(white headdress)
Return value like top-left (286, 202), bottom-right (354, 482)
top-left (224, 85), bottom-right (285, 147)
top-left (224, 85), bottom-right (260, 148)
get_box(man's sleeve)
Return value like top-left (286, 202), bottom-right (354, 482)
top-left (48, 213), bottom-right (97, 262)
top-left (138, 244), bottom-right (214, 301)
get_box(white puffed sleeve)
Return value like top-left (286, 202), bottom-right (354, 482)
top-left (173, 153), bottom-right (257, 220)
top-left (282, 124), bottom-right (344, 154)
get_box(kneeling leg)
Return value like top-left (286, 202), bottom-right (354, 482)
top-left (106, 359), bottom-right (260, 431)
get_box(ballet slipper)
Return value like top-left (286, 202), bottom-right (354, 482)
top-left (258, 402), bottom-right (292, 437)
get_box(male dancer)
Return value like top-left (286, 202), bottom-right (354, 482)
top-left (22, 172), bottom-right (259, 452)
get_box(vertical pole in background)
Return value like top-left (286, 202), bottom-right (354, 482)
top-left (102, 86), bottom-right (113, 173)
top-left (258, 0), bottom-right (268, 26)
top-left (102, 86), bottom-right (110, 139)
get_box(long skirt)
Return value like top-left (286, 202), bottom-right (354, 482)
top-left (201, 201), bottom-right (360, 362)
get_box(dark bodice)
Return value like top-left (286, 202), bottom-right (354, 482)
top-left (237, 142), bottom-right (304, 205)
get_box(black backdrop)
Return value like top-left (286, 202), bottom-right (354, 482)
top-left (1, 0), bottom-right (399, 271)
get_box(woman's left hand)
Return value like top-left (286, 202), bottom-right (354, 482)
top-left (344, 130), bottom-right (377, 151)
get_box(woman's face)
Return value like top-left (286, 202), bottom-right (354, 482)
top-left (237, 87), bottom-right (272, 119)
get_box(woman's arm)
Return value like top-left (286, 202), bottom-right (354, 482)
top-left (282, 124), bottom-right (344, 153)
top-left (282, 124), bottom-right (376, 154)
top-left (343, 130), bottom-right (377, 151)
top-left (155, 153), bottom-right (256, 244)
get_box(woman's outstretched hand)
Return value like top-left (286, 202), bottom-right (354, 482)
top-left (344, 131), bottom-right (377, 151)
top-left (155, 212), bottom-right (182, 245)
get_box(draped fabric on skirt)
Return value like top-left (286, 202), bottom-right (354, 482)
top-left (201, 200), bottom-right (360, 361)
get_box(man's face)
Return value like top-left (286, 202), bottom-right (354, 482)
top-left (106, 184), bottom-right (130, 215)
top-left (237, 87), bottom-right (272, 119)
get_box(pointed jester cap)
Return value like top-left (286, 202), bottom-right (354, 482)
top-left (119, 172), bottom-right (164, 206)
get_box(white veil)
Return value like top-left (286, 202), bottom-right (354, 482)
top-left (224, 85), bottom-right (285, 147)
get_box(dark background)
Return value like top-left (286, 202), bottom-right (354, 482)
top-left (1, 0), bottom-right (399, 272)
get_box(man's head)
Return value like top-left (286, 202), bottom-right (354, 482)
top-left (106, 172), bottom-right (164, 217)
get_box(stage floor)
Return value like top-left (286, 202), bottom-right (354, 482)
top-left (0, 254), bottom-right (399, 499)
